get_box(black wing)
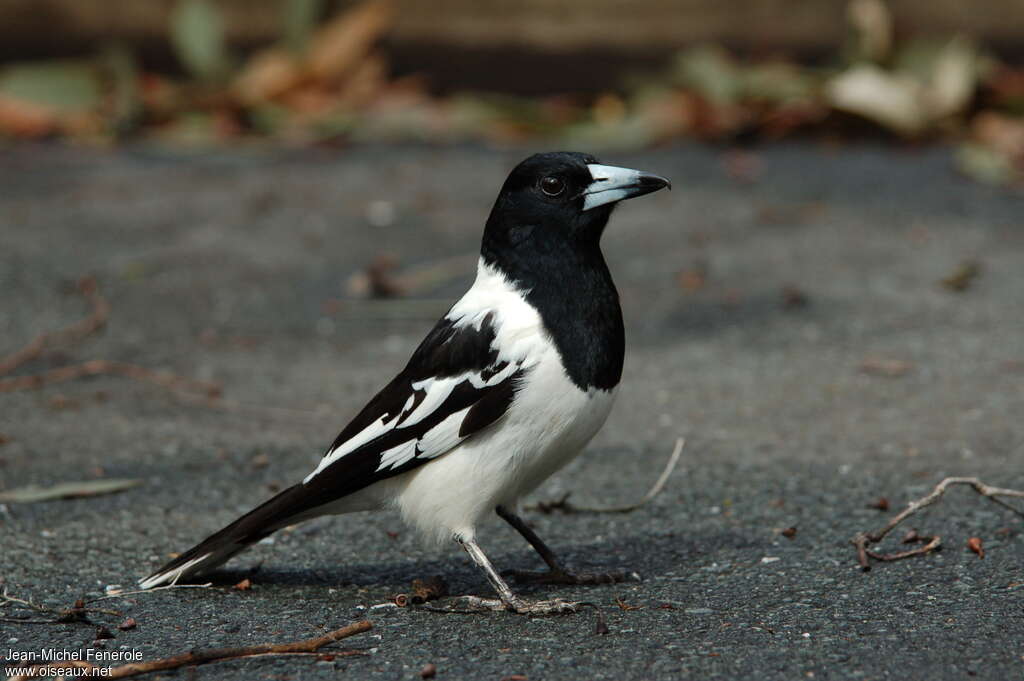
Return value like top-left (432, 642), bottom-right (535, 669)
top-left (298, 311), bottom-right (525, 509)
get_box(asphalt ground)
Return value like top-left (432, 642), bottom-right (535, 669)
top-left (1, 142), bottom-right (1022, 680)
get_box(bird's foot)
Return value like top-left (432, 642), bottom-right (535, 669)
top-left (427, 594), bottom-right (581, 615)
top-left (503, 567), bottom-right (641, 586)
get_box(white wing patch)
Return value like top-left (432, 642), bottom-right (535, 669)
top-left (377, 439), bottom-right (418, 471)
top-left (401, 377), bottom-right (457, 427)
top-left (304, 414), bottom-right (391, 483)
top-left (411, 407), bottom-right (470, 464)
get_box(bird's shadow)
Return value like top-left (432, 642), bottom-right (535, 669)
top-left (191, 527), bottom-right (758, 597)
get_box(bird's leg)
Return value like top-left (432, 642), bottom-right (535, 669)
top-left (447, 536), bottom-right (580, 614)
top-left (496, 505), bottom-right (640, 585)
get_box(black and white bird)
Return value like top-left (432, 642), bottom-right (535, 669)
top-left (140, 152), bottom-right (670, 614)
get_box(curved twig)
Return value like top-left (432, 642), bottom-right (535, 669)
top-left (852, 476), bottom-right (1024, 570)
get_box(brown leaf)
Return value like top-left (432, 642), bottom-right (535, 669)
top-left (781, 527), bottom-right (797, 539)
top-left (0, 95), bottom-right (57, 137)
top-left (420, 663), bottom-right (437, 679)
top-left (967, 536), bottom-right (984, 559)
top-left (410, 576), bottom-right (448, 604)
top-left (117, 618), bottom-right (137, 631)
top-left (781, 285), bottom-right (809, 308)
top-left (233, 48), bottom-right (304, 105)
top-left (614, 596), bottom-right (642, 611)
top-left (868, 497), bottom-right (890, 511)
top-left (233, 578), bottom-right (253, 591)
top-left (861, 358), bottom-right (912, 377)
top-left (941, 261), bottom-right (982, 292)
top-left (307, 1), bottom-right (395, 85)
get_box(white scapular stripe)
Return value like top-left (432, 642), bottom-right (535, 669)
top-left (304, 414), bottom-right (390, 483)
top-left (401, 377), bottom-right (457, 427)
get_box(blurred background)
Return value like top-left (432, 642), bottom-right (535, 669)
top-left (0, 0), bottom-right (1023, 185)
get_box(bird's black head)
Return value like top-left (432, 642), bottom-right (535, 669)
top-left (481, 151), bottom-right (670, 270)
top-left (479, 152), bottom-right (669, 391)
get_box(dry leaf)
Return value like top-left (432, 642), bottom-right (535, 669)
top-left (307, 0), bottom-right (394, 84)
top-left (233, 48), bottom-right (303, 105)
top-left (941, 261), bottom-right (981, 291)
top-left (967, 536), bottom-right (985, 558)
top-left (827, 65), bottom-right (924, 135)
top-left (861, 358), bottom-right (912, 377)
top-left (0, 478), bottom-right (142, 504)
top-left (868, 497), bottom-right (890, 511)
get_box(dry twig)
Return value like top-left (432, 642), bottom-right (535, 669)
top-left (0, 359), bottom-right (221, 396)
top-left (9, 620), bottom-right (372, 680)
top-left (0, 276), bottom-right (109, 376)
top-left (0, 589), bottom-right (122, 626)
top-left (527, 438), bottom-right (685, 514)
top-left (0, 277), bottom-right (221, 398)
top-left (851, 476), bottom-right (1024, 570)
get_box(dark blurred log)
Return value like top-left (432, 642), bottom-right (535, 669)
top-left (1, 0), bottom-right (1022, 75)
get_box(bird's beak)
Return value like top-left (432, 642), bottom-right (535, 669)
top-left (582, 164), bottom-right (671, 211)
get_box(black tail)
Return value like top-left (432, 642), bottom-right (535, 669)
top-left (139, 484), bottom-right (316, 588)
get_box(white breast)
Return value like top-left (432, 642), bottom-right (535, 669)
top-left (383, 259), bottom-right (618, 545)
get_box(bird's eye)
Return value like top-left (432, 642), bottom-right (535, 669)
top-left (540, 176), bottom-right (565, 197)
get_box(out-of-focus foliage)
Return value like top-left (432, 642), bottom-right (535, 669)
top-left (0, 0), bottom-right (1021, 187)
top-left (171, 0), bottom-right (231, 82)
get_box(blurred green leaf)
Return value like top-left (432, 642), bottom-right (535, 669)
top-left (561, 115), bottom-right (656, 152)
top-left (743, 62), bottom-right (818, 104)
top-left (170, 0), bottom-right (229, 81)
top-left (0, 61), bottom-right (100, 112)
top-left (248, 102), bottom-right (291, 135)
top-left (956, 143), bottom-right (1017, 186)
top-left (101, 44), bottom-right (142, 135)
top-left (283, 0), bottom-right (326, 56)
top-left (845, 0), bottom-right (893, 63)
top-left (671, 46), bottom-right (741, 104)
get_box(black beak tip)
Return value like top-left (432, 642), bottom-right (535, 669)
top-left (639, 172), bottom-right (672, 192)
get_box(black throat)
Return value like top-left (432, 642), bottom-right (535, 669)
top-left (481, 230), bottom-right (624, 392)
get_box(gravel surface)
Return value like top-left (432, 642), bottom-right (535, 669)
top-left (1, 142), bottom-right (1022, 680)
